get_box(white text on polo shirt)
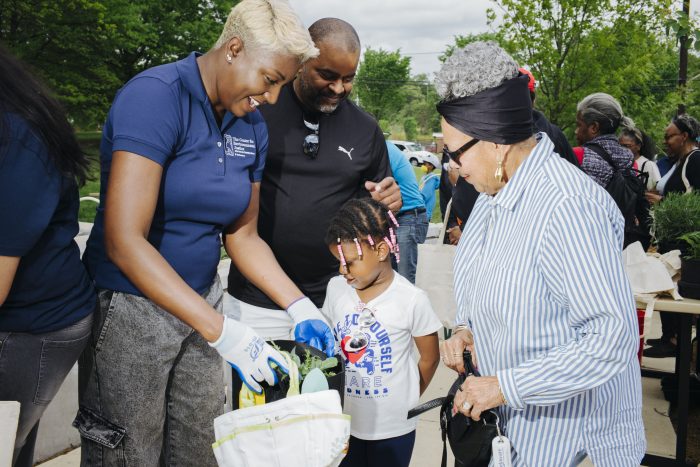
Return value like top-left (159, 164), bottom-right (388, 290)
top-left (224, 134), bottom-right (256, 158)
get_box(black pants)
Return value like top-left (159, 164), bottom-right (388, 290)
top-left (660, 311), bottom-right (678, 340)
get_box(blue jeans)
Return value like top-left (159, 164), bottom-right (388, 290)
top-left (392, 209), bottom-right (429, 284)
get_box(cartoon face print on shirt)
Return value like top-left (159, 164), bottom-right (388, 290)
top-left (333, 308), bottom-right (394, 398)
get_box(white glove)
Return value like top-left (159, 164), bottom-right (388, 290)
top-left (209, 315), bottom-right (287, 394)
top-left (287, 297), bottom-right (336, 357)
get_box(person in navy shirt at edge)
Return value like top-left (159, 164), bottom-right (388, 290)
top-left (387, 141), bottom-right (428, 284)
top-left (0, 47), bottom-right (96, 467)
top-left (77, 1), bottom-right (332, 465)
top-left (226, 18), bottom-right (402, 359)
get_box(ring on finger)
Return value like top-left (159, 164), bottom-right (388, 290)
top-left (462, 401), bottom-right (472, 411)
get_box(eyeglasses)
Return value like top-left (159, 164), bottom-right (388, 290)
top-left (664, 132), bottom-right (682, 142)
top-left (302, 118), bottom-right (320, 159)
top-left (443, 138), bottom-right (480, 167)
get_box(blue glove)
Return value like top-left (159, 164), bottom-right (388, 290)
top-left (287, 297), bottom-right (335, 357)
top-left (209, 316), bottom-right (288, 394)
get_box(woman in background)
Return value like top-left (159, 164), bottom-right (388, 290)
top-left (0, 46), bottom-right (95, 467)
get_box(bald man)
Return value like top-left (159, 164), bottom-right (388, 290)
top-left (226, 18), bottom-right (401, 341)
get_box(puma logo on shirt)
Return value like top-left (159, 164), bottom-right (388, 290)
top-left (338, 146), bottom-right (354, 160)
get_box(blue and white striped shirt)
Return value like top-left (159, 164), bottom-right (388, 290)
top-left (454, 134), bottom-right (645, 467)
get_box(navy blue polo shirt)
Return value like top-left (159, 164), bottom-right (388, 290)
top-left (0, 113), bottom-right (95, 333)
top-left (83, 52), bottom-right (267, 296)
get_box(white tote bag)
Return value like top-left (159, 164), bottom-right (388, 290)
top-left (416, 199), bottom-right (458, 328)
top-left (212, 356), bottom-right (351, 467)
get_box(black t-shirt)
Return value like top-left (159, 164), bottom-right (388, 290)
top-left (533, 110), bottom-right (578, 167)
top-left (439, 151), bottom-right (453, 220)
top-left (228, 83), bottom-right (391, 309)
top-left (665, 148), bottom-right (700, 194)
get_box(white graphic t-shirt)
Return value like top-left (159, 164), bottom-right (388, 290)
top-left (321, 273), bottom-right (442, 440)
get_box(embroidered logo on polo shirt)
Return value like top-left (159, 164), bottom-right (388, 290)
top-left (338, 146), bottom-right (354, 160)
top-left (224, 134), bottom-right (256, 158)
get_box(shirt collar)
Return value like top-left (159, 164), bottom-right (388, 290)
top-left (176, 52), bottom-right (208, 104)
top-left (489, 132), bottom-right (554, 211)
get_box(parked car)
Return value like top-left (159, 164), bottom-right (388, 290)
top-left (387, 140), bottom-right (435, 166)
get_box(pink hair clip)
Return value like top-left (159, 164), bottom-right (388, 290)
top-left (383, 236), bottom-right (393, 251)
top-left (367, 235), bottom-right (375, 248)
top-left (387, 210), bottom-right (400, 228)
top-left (353, 237), bottom-right (363, 259)
top-left (336, 238), bottom-right (347, 268)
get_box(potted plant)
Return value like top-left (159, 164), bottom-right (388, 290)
top-left (678, 231), bottom-right (700, 299)
top-left (650, 192), bottom-right (700, 254)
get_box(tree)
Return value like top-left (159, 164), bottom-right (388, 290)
top-left (1, 0), bottom-right (232, 128)
top-left (470, 0), bottom-right (680, 141)
top-left (355, 48), bottom-right (411, 122)
top-left (404, 117), bottom-right (417, 141)
top-left (395, 74), bottom-right (441, 137)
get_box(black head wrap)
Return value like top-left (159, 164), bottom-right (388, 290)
top-left (436, 73), bottom-right (533, 144)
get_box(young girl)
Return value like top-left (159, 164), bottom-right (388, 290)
top-left (322, 198), bottom-right (441, 467)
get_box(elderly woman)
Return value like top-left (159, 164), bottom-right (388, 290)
top-left (574, 93), bottom-right (634, 187)
top-left (574, 93), bottom-right (652, 248)
top-left (77, 0), bottom-right (331, 465)
top-left (438, 42), bottom-right (645, 466)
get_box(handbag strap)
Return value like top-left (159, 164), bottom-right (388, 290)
top-left (407, 397), bottom-right (446, 419)
top-left (585, 142), bottom-right (617, 171)
top-left (438, 198), bottom-right (453, 243)
top-left (681, 150), bottom-right (696, 193)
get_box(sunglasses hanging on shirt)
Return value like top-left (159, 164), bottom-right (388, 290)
top-left (344, 304), bottom-right (377, 352)
top-left (302, 116), bottom-right (320, 159)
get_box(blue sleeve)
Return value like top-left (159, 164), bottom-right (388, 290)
top-left (497, 195), bottom-right (637, 409)
top-left (388, 143), bottom-right (418, 189)
top-left (250, 113), bottom-right (268, 183)
top-left (0, 124), bottom-right (60, 256)
top-left (110, 77), bottom-right (181, 165)
top-left (362, 126), bottom-right (392, 184)
top-left (420, 177), bottom-right (438, 220)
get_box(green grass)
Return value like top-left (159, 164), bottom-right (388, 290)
top-left (412, 167), bottom-right (443, 223)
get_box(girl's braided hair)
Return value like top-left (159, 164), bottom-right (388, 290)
top-left (325, 198), bottom-right (400, 260)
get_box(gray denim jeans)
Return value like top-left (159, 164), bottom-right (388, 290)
top-left (0, 311), bottom-right (94, 467)
top-left (75, 278), bottom-right (225, 467)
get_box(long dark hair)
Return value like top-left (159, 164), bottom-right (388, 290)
top-left (0, 45), bottom-right (89, 185)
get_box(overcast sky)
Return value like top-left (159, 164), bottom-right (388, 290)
top-left (289, 0), bottom-right (494, 79)
top-left (289, 1), bottom-right (699, 80)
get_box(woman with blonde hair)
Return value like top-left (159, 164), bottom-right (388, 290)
top-left (77, 1), bottom-right (332, 465)
top-left (437, 42), bottom-right (644, 466)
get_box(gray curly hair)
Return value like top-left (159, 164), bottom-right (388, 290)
top-left (434, 41), bottom-right (519, 101)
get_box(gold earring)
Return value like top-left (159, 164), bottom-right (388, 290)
top-left (495, 159), bottom-right (504, 183)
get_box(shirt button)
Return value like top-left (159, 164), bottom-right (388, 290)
top-left (217, 142), bottom-right (222, 147)
top-left (218, 158), bottom-right (223, 163)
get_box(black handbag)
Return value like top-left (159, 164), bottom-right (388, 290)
top-left (408, 350), bottom-right (499, 467)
